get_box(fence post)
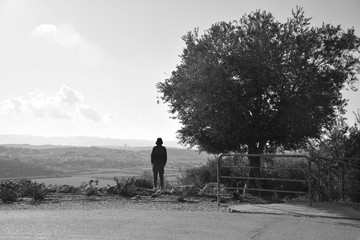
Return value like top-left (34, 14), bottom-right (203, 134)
top-left (308, 158), bottom-right (312, 206)
top-left (328, 163), bottom-right (332, 204)
top-left (317, 157), bottom-right (321, 201)
top-left (217, 155), bottom-right (221, 206)
top-left (341, 164), bottom-right (345, 200)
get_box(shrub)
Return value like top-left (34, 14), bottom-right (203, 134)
top-left (20, 179), bottom-right (48, 201)
top-left (134, 171), bottom-right (153, 189)
top-left (261, 158), bottom-right (308, 198)
top-left (113, 177), bottom-right (136, 197)
top-left (0, 180), bottom-right (21, 203)
top-left (178, 158), bottom-right (218, 188)
top-left (133, 170), bottom-right (173, 190)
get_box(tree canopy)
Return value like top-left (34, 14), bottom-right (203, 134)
top-left (157, 7), bottom-right (360, 155)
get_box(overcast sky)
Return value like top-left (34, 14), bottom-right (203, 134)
top-left (0, 0), bottom-right (359, 142)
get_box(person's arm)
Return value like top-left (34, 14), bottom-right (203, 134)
top-left (151, 147), bottom-right (154, 165)
top-left (164, 147), bottom-right (167, 166)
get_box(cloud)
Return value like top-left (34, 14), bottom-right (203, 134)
top-left (32, 24), bottom-right (57, 35)
top-left (0, 96), bottom-right (25, 114)
top-left (31, 23), bottom-right (104, 67)
top-left (77, 105), bottom-right (102, 122)
top-left (56, 85), bottom-right (84, 105)
top-left (31, 24), bottom-right (81, 47)
top-left (0, 85), bottom-right (112, 122)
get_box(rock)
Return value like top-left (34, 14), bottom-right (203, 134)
top-left (47, 185), bottom-right (58, 193)
top-left (177, 197), bottom-right (186, 202)
top-left (57, 185), bottom-right (78, 194)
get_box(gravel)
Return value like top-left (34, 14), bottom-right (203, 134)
top-left (0, 193), bottom-right (238, 212)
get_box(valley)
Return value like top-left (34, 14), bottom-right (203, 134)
top-left (0, 145), bottom-right (211, 186)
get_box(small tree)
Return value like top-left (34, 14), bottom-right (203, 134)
top-left (346, 110), bottom-right (360, 158)
top-left (157, 7), bottom-right (360, 187)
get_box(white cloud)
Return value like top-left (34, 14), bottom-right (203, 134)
top-left (31, 23), bottom-right (81, 47)
top-left (0, 95), bottom-right (25, 114)
top-left (32, 24), bottom-right (57, 35)
top-left (77, 105), bottom-right (102, 122)
top-left (56, 85), bottom-right (84, 105)
top-left (0, 85), bottom-right (112, 122)
top-left (31, 23), bottom-right (105, 67)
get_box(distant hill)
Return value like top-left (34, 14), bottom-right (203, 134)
top-left (0, 135), bottom-right (184, 149)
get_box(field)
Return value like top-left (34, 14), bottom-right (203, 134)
top-left (0, 145), bottom-right (211, 187)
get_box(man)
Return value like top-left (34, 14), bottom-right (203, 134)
top-left (151, 138), bottom-right (167, 190)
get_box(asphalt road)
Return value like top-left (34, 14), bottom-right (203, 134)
top-left (1, 208), bottom-right (359, 240)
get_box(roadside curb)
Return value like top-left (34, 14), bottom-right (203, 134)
top-left (228, 208), bottom-right (360, 221)
top-left (228, 203), bottom-right (360, 221)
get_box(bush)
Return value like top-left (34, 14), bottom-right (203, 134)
top-left (178, 158), bottom-right (218, 188)
top-left (20, 179), bottom-right (48, 201)
top-left (261, 158), bottom-right (308, 198)
top-left (134, 171), bottom-right (153, 189)
top-left (135, 170), bottom-right (174, 189)
top-left (0, 179), bottom-right (49, 203)
top-left (113, 177), bottom-right (137, 197)
top-left (0, 180), bottom-right (21, 203)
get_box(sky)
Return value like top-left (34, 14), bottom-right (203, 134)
top-left (0, 0), bottom-right (359, 142)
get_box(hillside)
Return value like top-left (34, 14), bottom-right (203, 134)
top-left (0, 145), bottom-right (211, 180)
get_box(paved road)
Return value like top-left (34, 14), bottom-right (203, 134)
top-left (1, 208), bottom-right (359, 240)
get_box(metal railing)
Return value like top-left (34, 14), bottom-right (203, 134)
top-left (216, 154), bottom-right (312, 206)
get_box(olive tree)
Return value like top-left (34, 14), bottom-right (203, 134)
top-left (157, 7), bottom-right (360, 185)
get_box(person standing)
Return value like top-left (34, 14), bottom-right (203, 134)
top-left (151, 138), bottom-right (167, 190)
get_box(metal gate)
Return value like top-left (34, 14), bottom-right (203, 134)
top-left (216, 154), bottom-right (312, 206)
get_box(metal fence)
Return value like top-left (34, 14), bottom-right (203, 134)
top-left (312, 156), bottom-right (360, 203)
top-left (216, 154), bottom-right (312, 206)
top-left (216, 153), bottom-right (360, 206)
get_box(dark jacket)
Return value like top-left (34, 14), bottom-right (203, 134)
top-left (151, 145), bottom-right (167, 165)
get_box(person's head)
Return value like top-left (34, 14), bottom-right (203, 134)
top-left (155, 138), bottom-right (163, 146)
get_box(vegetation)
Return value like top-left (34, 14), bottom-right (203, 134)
top-left (112, 177), bottom-right (138, 197)
top-left (179, 158), bottom-right (218, 187)
top-left (157, 7), bottom-right (360, 188)
top-left (0, 180), bottom-right (21, 203)
top-left (0, 179), bottom-right (47, 203)
top-left (306, 113), bottom-right (360, 202)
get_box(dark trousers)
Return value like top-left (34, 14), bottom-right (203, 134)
top-left (152, 161), bottom-right (165, 189)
